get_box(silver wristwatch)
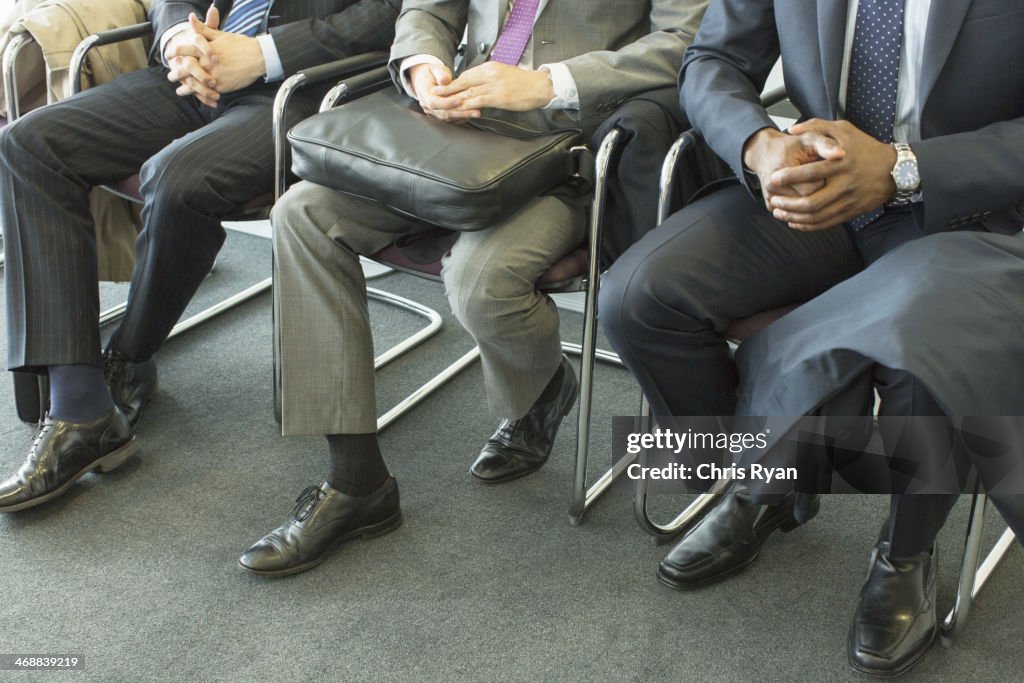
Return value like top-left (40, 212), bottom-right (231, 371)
top-left (889, 142), bottom-right (920, 206)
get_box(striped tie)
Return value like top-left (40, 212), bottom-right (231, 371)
top-left (221, 0), bottom-right (274, 37)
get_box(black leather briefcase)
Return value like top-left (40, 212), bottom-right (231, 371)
top-left (288, 89), bottom-right (583, 231)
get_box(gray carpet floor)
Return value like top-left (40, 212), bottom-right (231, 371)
top-left (0, 231), bottom-right (1020, 682)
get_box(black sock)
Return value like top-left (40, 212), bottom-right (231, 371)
top-left (48, 364), bottom-right (114, 423)
top-left (536, 361), bottom-right (566, 404)
top-left (326, 433), bottom-right (389, 496)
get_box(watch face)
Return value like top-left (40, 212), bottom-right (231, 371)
top-left (894, 160), bottom-right (920, 191)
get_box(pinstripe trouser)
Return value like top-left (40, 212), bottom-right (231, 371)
top-left (0, 66), bottom-right (317, 372)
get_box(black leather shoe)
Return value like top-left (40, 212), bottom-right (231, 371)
top-left (239, 478), bottom-right (402, 577)
top-left (848, 542), bottom-right (938, 677)
top-left (470, 356), bottom-right (578, 484)
top-left (0, 409), bottom-right (137, 513)
top-left (657, 488), bottom-right (820, 590)
top-left (103, 349), bottom-right (158, 428)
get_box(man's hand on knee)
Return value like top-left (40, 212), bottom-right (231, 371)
top-left (165, 6), bottom-right (220, 107)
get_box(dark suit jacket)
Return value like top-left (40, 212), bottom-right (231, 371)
top-left (680, 0), bottom-right (1024, 236)
top-left (149, 0), bottom-right (401, 77)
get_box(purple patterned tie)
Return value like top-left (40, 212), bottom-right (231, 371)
top-left (490, 0), bottom-right (541, 66)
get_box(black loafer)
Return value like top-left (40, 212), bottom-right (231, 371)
top-left (0, 408), bottom-right (137, 513)
top-left (239, 478), bottom-right (402, 577)
top-left (657, 488), bottom-right (819, 590)
top-left (470, 355), bottom-right (578, 484)
top-left (104, 348), bottom-right (158, 428)
top-left (848, 542), bottom-right (938, 678)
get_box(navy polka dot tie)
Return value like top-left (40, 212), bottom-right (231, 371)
top-left (846, 0), bottom-right (905, 230)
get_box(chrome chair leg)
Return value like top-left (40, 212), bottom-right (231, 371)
top-left (563, 341), bottom-right (636, 524)
top-left (368, 287), bottom-right (444, 371)
top-left (377, 346), bottom-right (481, 432)
top-left (630, 396), bottom-right (730, 544)
top-left (567, 127), bottom-right (631, 526)
top-left (940, 490), bottom-right (1017, 647)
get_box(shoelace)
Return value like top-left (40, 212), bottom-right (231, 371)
top-left (291, 485), bottom-right (325, 521)
top-left (495, 419), bottom-right (522, 443)
top-left (103, 351), bottom-right (127, 385)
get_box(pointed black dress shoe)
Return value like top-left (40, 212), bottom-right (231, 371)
top-left (470, 355), bottom-right (578, 484)
top-left (658, 487), bottom-right (820, 590)
top-left (103, 348), bottom-right (158, 428)
top-left (239, 478), bottom-right (402, 577)
top-left (848, 542), bottom-right (938, 678)
top-left (0, 409), bottom-right (137, 513)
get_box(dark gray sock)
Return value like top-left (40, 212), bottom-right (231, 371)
top-left (48, 364), bottom-right (114, 423)
top-left (326, 433), bottom-right (389, 497)
top-left (536, 361), bottom-right (566, 404)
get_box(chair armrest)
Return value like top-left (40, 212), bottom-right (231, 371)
top-left (296, 51), bottom-right (388, 89)
top-left (71, 22), bottom-right (153, 96)
top-left (272, 52), bottom-right (390, 200)
top-left (318, 65), bottom-right (392, 111)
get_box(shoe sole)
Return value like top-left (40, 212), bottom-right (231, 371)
top-left (237, 511), bottom-right (404, 578)
top-left (848, 623), bottom-right (937, 678)
top-left (0, 437), bottom-right (140, 513)
top-left (470, 369), bottom-right (580, 486)
top-left (656, 498), bottom-right (818, 591)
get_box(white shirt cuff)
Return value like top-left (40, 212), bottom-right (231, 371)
top-left (399, 54), bottom-right (445, 99)
top-left (256, 34), bottom-right (283, 82)
top-left (159, 22), bottom-right (191, 66)
top-left (539, 63), bottom-right (578, 110)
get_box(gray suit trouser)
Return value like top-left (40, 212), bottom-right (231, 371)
top-left (272, 181), bottom-right (585, 436)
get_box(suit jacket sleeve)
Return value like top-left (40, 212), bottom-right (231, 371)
top-left (558, 0), bottom-right (707, 120)
top-left (679, 0), bottom-right (780, 195)
top-left (387, 0), bottom-right (469, 85)
top-left (913, 120), bottom-right (1024, 234)
top-left (268, 0), bottom-right (401, 77)
top-left (147, 0), bottom-right (207, 62)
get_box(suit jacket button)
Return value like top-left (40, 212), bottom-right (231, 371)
top-left (478, 42), bottom-right (487, 52)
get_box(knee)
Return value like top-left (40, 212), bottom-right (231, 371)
top-left (442, 249), bottom-right (525, 334)
top-left (599, 253), bottom-right (704, 350)
top-left (270, 181), bottom-right (334, 245)
top-left (0, 116), bottom-right (46, 169)
top-left (138, 151), bottom-right (214, 214)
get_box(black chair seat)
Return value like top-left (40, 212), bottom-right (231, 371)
top-left (371, 243), bottom-right (590, 291)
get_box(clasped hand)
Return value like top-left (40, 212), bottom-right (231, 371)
top-left (744, 119), bottom-right (899, 231)
top-left (163, 7), bottom-right (266, 108)
top-left (407, 61), bottom-right (555, 123)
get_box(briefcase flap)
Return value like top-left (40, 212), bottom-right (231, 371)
top-left (288, 89), bottom-right (583, 231)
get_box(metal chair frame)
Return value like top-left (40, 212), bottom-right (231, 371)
top-left (632, 90), bottom-right (1018, 644)
top-left (1, 31), bottom-right (38, 268)
top-left (4, 26), bottom-right (442, 424)
top-left (298, 75), bottom-right (637, 523)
